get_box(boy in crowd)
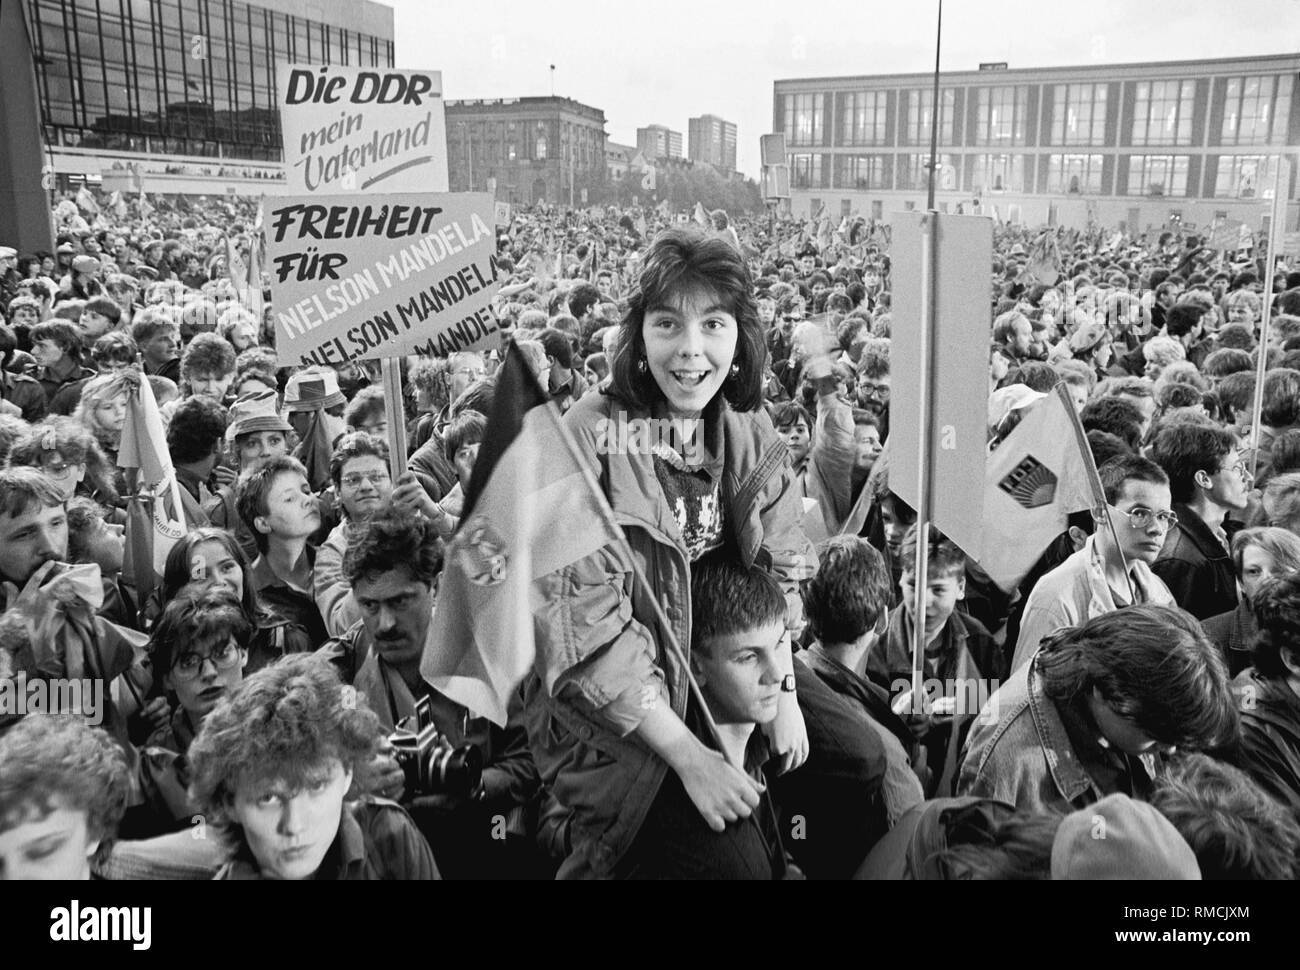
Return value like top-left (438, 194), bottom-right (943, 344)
top-left (869, 525), bottom-right (1003, 796)
top-left (613, 554), bottom-right (792, 879)
top-left (1011, 455), bottom-right (1177, 672)
top-left (801, 535), bottom-right (925, 824)
top-left (1150, 423), bottom-right (1250, 620)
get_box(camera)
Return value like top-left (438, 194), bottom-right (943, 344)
top-left (388, 697), bottom-right (484, 799)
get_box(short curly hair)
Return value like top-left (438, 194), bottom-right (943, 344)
top-left (91, 331), bottom-right (139, 370)
top-left (329, 431), bottom-right (389, 493)
top-left (180, 332), bottom-right (236, 383)
top-left (343, 506), bottom-right (442, 587)
top-left (0, 714), bottom-right (131, 868)
top-left (187, 653), bottom-right (384, 855)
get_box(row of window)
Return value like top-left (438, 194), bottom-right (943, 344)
top-left (780, 74), bottom-right (1293, 149)
top-left (28, 0), bottom-right (393, 158)
top-left (448, 119), bottom-right (605, 167)
top-left (788, 151), bottom-right (1286, 198)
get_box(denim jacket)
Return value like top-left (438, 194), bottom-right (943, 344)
top-left (527, 390), bottom-right (815, 878)
top-left (956, 655), bottom-right (1157, 815)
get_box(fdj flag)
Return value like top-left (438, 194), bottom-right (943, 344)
top-left (978, 384), bottom-right (1104, 592)
top-left (117, 371), bottom-right (187, 607)
top-left (421, 343), bottom-right (622, 726)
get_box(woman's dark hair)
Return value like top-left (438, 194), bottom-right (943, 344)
top-left (162, 527), bottom-right (264, 625)
top-left (444, 409), bottom-right (487, 464)
top-left (1036, 604), bottom-right (1237, 751)
top-left (608, 227), bottom-right (765, 412)
top-left (150, 581), bottom-right (253, 676)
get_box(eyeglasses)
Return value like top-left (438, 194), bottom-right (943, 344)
top-left (340, 470), bottom-right (391, 489)
top-left (1115, 506), bottom-right (1178, 530)
top-left (171, 641), bottom-right (242, 681)
top-left (451, 368), bottom-right (485, 380)
top-left (1219, 461), bottom-right (1252, 481)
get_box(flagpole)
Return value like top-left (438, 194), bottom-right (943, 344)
top-left (1057, 382), bottom-right (1137, 604)
top-left (1247, 156), bottom-right (1291, 479)
top-left (538, 399), bottom-right (744, 772)
top-left (909, 0), bottom-right (945, 724)
top-left (380, 357), bottom-right (408, 477)
top-left (908, 212), bottom-right (939, 718)
top-left (926, 0), bottom-right (943, 211)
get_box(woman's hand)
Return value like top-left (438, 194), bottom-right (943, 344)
top-left (762, 690), bottom-right (810, 775)
top-left (676, 745), bottom-right (765, 833)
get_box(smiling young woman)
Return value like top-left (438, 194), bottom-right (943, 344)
top-left (528, 227), bottom-right (818, 879)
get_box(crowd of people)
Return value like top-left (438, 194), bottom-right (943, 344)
top-left (3, 184), bottom-right (1300, 881)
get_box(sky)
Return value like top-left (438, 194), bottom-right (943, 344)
top-left (391, 0), bottom-right (1300, 178)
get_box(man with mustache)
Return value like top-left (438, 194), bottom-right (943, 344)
top-left (316, 506), bottom-right (540, 879)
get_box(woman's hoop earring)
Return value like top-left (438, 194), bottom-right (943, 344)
top-left (637, 358), bottom-right (648, 374)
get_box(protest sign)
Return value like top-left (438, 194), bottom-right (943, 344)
top-left (264, 192), bottom-right (501, 367)
top-left (278, 65), bottom-right (448, 195)
top-left (890, 211), bottom-right (993, 560)
top-left (494, 200), bottom-right (512, 226)
top-left (1207, 218), bottom-right (1247, 252)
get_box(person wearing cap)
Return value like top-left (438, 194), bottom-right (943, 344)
top-left (54, 240), bottom-right (77, 277)
top-left (1050, 793), bottom-right (1200, 879)
top-left (958, 605), bottom-right (1237, 817)
top-left (282, 366), bottom-right (348, 439)
top-left (0, 246), bottom-right (20, 314)
top-left (1068, 320), bottom-right (1114, 383)
top-left (58, 254), bottom-right (104, 304)
top-left (203, 389), bottom-right (294, 562)
top-left (281, 369), bottom-right (349, 530)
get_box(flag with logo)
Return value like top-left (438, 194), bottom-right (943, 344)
top-left (421, 343), bottom-right (624, 726)
top-left (693, 202), bottom-right (710, 227)
top-left (977, 383), bottom-right (1105, 592)
top-left (117, 370), bottom-right (187, 611)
